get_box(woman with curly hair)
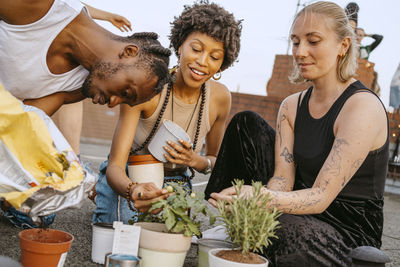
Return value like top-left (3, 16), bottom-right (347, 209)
top-left (93, 1), bottom-right (242, 223)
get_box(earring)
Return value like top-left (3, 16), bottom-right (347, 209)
top-left (213, 69), bottom-right (222, 80)
top-left (170, 64), bottom-right (179, 75)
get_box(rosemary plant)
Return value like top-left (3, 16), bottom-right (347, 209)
top-left (216, 179), bottom-right (281, 255)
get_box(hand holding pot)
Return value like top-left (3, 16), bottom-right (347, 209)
top-left (131, 183), bottom-right (170, 213)
top-left (163, 139), bottom-right (199, 168)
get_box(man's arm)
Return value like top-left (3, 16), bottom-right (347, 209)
top-left (23, 89), bottom-right (86, 116)
top-left (0, 0), bottom-right (53, 25)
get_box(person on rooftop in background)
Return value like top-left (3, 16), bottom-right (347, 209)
top-left (356, 27), bottom-right (383, 61)
top-left (207, 1), bottom-right (388, 265)
top-left (344, 2), bottom-right (359, 29)
top-left (344, 2), bottom-right (383, 61)
top-left (92, 1), bottom-right (242, 224)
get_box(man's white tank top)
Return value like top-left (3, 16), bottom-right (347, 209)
top-left (0, 0), bottom-right (89, 100)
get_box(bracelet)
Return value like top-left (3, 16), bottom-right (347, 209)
top-left (201, 157), bottom-right (212, 174)
top-left (126, 181), bottom-right (137, 212)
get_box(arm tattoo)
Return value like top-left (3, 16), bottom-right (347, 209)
top-left (267, 175), bottom-right (289, 191)
top-left (277, 102), bottom-right (288, 147)
top-left (269, 189), bottom-right (322, 214)
top-left (280, 147), bottom-right (294, 163)
top-left (321, 138), bottom-right (349, 176)
top-left (342, 158), bottom-right (364, 188)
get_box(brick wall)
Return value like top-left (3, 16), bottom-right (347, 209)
top-left (81, 99), bottom-right (119, 142)
top-left (266, 55), bottom-right (311, 99)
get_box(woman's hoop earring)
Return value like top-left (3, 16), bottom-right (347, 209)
top-left (213, 70), bottom-right (222, 80)
top-left (170, 64), bottom-right (179, 75)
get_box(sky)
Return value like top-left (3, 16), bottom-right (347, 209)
top-left (84, 0), bottom-right (400, 108)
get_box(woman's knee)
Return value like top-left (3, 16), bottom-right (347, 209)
top-left (230, 111), bottom-right (264, 126)
top-left (229, 111), bottom-right (275, 138)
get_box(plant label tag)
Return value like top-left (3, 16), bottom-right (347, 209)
top-left (112, 221), bottom-right (141, 256)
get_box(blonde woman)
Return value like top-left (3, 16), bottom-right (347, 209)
top-left (209, 2), bottom-right (388, 265)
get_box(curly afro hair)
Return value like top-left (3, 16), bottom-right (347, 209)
top-left (169, 1), bottom-right (242, 71)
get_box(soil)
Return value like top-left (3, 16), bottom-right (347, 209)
top-left (216, 249), bottom-right (266, 264)
top-left (25, 229), bottom-right (70, 243)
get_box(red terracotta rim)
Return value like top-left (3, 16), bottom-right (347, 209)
top-left (19, 228), bottom-right (74, 254)
top-left (128, 154), bottom-right (161, 165)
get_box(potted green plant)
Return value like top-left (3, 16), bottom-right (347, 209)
top-left (208, 180), bottom-right (281, 267)
top-left (133, 182), bottom-right (215, 267)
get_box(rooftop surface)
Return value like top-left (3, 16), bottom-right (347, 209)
top-left (0, 141), bottom-right (398, 266)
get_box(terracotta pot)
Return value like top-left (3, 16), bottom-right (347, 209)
top-left (135, 222), bottom-right (192, 267)
top-left (208, 248), bottom-right (269, 267)
top-left (127, 154), bottom-right (164, 189)
top-left (19, 228), bottom-right (74, 267)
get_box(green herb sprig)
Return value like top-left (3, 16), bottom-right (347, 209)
top-left (216, 179), bottom-right (281, 255)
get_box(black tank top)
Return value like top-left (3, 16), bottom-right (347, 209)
top-left (293, 80), bottom-right (389, 248)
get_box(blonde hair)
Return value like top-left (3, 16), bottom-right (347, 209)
top-left (289, 1), bottom-right (358, 83)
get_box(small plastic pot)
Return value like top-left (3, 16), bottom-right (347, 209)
top-left (148, 120), bottom-right (191, 162)
top-left (91, 222), bottom-right (114, 264)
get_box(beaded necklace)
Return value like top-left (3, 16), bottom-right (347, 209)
top-left (132, 81), bottom-right (205, 180)
top-left (171, 85), bottom-right (202, 133)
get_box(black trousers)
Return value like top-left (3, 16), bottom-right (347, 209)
top-left (205, 111), bottom-right (275, 199)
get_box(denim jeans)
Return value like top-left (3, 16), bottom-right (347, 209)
top-left (0, 199), bottom-right (55, 229)
top-left (92, 160), bottom-right (191, 224)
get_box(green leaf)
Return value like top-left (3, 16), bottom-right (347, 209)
top-left (184, 227), bottom-right (191, 237)
top-left (164, 209), bottom-right (176, 230)
top-left (172, 221), bottom-right (185, 233)
top-left (187, 221), bottom-right (200, 236)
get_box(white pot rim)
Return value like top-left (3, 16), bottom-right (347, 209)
top-left (135, 222), bottom-right (191, 253)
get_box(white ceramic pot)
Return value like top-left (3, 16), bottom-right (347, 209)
top-left (198, 239), bottom-right (240, 267)
top-left (148, 120), bottom-right (191, 162)
top-left (127, 154), bottom-right (164, 189)
top-left (91, 223), bottom-right (114, 264)
top-left (208, 248), bottom-right (269, 267)
top-left (135, 222), bottom-right (192, 267)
